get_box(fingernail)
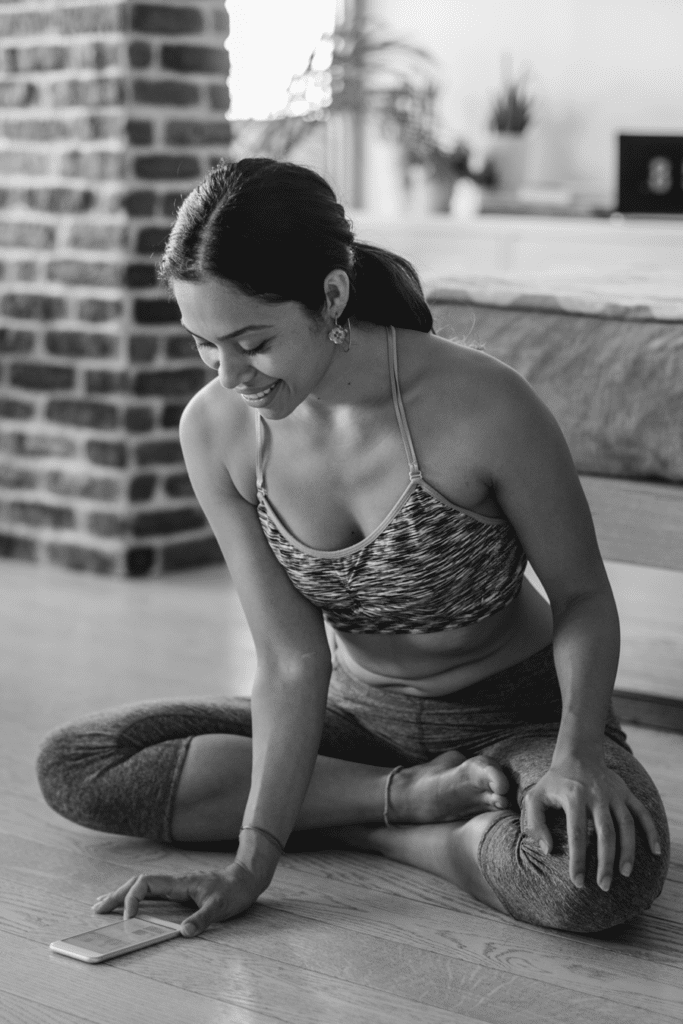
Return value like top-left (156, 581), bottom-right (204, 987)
top-left (654, 842), bottom-right (662, 856)
top-left (575, 873), bottom-right (585, 888)
top-left (599, 876), bottom-right (612, 892)
top-left (182, 923), bottom-right (197, 937)
top-left (621, 862), bottom-right (632, 877)
top-left (540, 841), bottom-right (549, 855)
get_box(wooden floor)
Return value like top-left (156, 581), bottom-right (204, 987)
top-left (2, 558), bottom-right (682, 1024)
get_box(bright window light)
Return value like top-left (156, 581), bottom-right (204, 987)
top-left (226, 0), bottom-right (337, 120)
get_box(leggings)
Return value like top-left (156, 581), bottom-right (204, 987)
top-left (36, 642), bottom-right (669, 934)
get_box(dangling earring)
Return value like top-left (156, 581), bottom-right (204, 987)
top-left (328, 315), bottom-right (351, 352)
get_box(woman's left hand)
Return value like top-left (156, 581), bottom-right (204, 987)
top-left (522, 756), bottom-right (661, 891)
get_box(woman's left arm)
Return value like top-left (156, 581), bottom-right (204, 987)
top-left (482, 360), bottom-right (662, 892)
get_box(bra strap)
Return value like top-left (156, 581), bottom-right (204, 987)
top-left (255, 412), bottom-right (267, 495)
top-left (387, 325), bottom-right (422, 481)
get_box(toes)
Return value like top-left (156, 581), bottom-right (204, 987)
top-left (471, 756), bottom-right (510, 795)
top-left (432, 750), bottom-right (467, 770)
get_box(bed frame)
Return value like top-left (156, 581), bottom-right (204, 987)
top-left (580, 473), bottom-right (683, 731)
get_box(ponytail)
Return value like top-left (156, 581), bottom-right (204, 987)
top-left (347, 241), bottom-right (434, 332)
top-left (159, 159), bottom-right (433, 335)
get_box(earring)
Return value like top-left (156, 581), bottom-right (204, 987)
top-left (328, 316), bottom-right (351, 352)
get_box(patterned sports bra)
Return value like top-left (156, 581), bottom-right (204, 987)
top-left (255, 325), bottom-right (527, 634)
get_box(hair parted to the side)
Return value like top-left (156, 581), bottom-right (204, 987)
top-left (158, 158), bottom-right (434, 333)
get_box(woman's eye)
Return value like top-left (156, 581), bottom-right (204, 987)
top-left (244, 340), bottom-right (270, 355)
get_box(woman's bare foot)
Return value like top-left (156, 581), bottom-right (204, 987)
top-left (388, 750), bottom-right (511, 824)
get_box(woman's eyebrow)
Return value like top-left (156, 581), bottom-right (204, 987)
top-left (180, 322), bottom-right (272, 344)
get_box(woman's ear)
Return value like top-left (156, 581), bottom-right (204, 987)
top-left (323, 268), bottom-right (350, 320)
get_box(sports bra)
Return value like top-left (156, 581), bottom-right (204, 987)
top-left (255, 325), bottom-right (527, 634)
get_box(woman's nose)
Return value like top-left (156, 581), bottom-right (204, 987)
top-left (217, 353), bottom-right (250, 390)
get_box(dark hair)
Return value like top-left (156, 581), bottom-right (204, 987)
top-left (158, 158), bottom-right (433, 333)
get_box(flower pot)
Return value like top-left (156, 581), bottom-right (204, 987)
top-left (425, 173), bottom-right (455, 213)
top-left (489, 132), bottom-right (529, 193)
top-left (449, 177), bottom-right (484, 219)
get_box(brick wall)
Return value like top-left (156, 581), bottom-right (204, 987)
top-left (0, 0), bottom-right (230, 575)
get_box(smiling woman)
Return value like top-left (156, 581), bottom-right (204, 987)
top-left (36, 156), bottom-right (669, 942)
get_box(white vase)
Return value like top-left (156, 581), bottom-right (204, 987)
top-left (449, 178), bottom-right (484, 219)
top-left (489, 132), bottom-right (529, 193)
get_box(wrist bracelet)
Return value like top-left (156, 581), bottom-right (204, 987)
top-left (383, 765), bottom-right (404, 827)
top-left (239, 824), bottom-right (285, 856)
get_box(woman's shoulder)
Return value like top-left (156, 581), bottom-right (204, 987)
top-left (180, 377), bottom-right (257, 503)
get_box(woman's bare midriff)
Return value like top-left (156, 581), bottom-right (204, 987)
top-left (332, 575), bottom-right (555, 698)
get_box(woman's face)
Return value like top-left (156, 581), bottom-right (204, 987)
top-left (173, 276), bottom-right (342, 420)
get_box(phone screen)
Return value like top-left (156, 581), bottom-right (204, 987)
top-left (67, 919), bottom-right (176, 951)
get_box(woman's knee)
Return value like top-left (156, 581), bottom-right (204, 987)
top-left (478, 808), bottom-right (669, 933)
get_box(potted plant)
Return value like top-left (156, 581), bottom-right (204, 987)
top-left (487, 70), bottom-right (534, 193)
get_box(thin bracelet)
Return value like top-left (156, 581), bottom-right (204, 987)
top-left (383, 765), bottom-right (404, 827)
top-left (239, 824), bottom-right (285, 856)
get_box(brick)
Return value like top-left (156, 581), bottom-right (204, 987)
top-left (136, 227), bottom-right (169, 255)
top-left (47, 260), bottom-right (122, 286)
top-left (73, 114), bottom-right (123, 140)
top-left (87, 371), bottom-right (130, 394)
top-left (129, 41), bottom-right (151, 69)
top-left (130, 474), bottom-right (156, 501)
top-left (0, 151), bottom-right (49, 175)
top-left (0, 223), bottom-right (55, 248)
top-left (133, 80), bottom-right (199, 106)
top-left (45, 471), bottom-right (119, 501)
top-left (2, 119), bottom-right (69, 141)
top-left (0, 398), bottom-right (33, 419)
top-left (120, 190), bottom-right (155, 216)
top-left (0, 534), bottom-right (36, 561)
top-left (214, 8), bottom-right (230, 34)
top-left (74, 42), bottom-right (121, 70)
top-left (135, 155), bottom-right (200, 180)
top-left (0, 11), bottom-right (50, 35)
top-left (0, 464), bottom-right (37, 489)
top-left (132, 4), bottom-right (203, 33)
top-left (15, 262), bottom-right (36, 282)
top-left (165, 472), bottom-right (193, 497)
top-left (49, 78), bottom-right (125, 107)
top-left (127, 119), bottom-right (153, 145)
top-left (47, 400), bottom-right (118, 430)
top-left (125, 263), bottom-right (157, 287)
top-left (162, 191), bottom-right (188, 216)
top-left (6, 46), bottom-right (68, 72)
top-left (78, 299), bottom-right (123, 322)
top-left (27, 188), bottom-right (94, 213)
top-left (125, 406), bottom-right (154, 431)
top-left (166, 334), bottom-right (196, 359)
top-left (69, 223), bottom-right (128, 249)
top-left (0, 432), bottom-right (76, 458)
top-left (134, 298), bottom-right (180, 324)
top-left (165, 120), bottom-right (232, 146)
top-left (48, 543), bottom-right (117, 574)
top-left (0, 329), bottom-right (33, 353)
top-left (162, 536), bottom-right (221, 571)
top-left (0, 83), bottom-right (38, 108)
top-left (56, 5), bottom-right (127, 35)
top-left (88, 511), bottom-right (128, 537)
top-left (134, 368), bottom-right (205, 395)
top-left (11, 364), bottom-right (73, 390)
top-left (209, 84), bottom-right (231, 111)
top-left (136, 439), bottom-right (182, 465)
top-left (61, 151), bottom-right (126, 180)
top-left (3, 294), bottom-right (65, 319)
top-left (130, 335), bottom-right (157, 362)
top-left (161, 45), bottom-right (230, 75)
top-left (86, 440), bottom-right (127, 467)
top-left (46, 332), bottom-right (118, 358)
top-left (162, 403), bottom-right (185, 428)
top-left (5, 501), bottom-right (74, 529)
top-left (133, 507), bottom-right (204, 536)
top-left (126, 547), bottom-right (155, 576)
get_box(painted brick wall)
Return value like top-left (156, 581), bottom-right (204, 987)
top-left (0, 0), bottom-right (230, 575)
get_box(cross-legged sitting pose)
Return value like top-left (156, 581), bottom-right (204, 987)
top-left (37, 159), bottom-right (668, 938)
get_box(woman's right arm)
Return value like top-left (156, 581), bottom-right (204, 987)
top-left (179, 388), bottom-right (333, 889)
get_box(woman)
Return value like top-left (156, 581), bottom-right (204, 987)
top-left (37, 159), bottom-right (668, 938)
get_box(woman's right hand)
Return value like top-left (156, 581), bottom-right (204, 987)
top-left (92, 861), bottom-right (265, 937)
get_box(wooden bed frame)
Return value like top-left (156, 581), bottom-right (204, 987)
top-left (580, 473), bottom-right (683, 731)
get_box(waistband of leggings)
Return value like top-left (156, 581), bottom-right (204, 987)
top-left (330, 640), bottom-right (556, 709)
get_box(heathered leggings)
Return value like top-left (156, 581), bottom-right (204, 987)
top-left (36, 643), bottom-right (669, 934)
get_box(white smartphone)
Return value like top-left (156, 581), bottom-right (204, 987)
top-left (49, 916), bottom-right (182, 963)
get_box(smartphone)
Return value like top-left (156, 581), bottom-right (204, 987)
top-left (49, 916), bottom-right (182, 963)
